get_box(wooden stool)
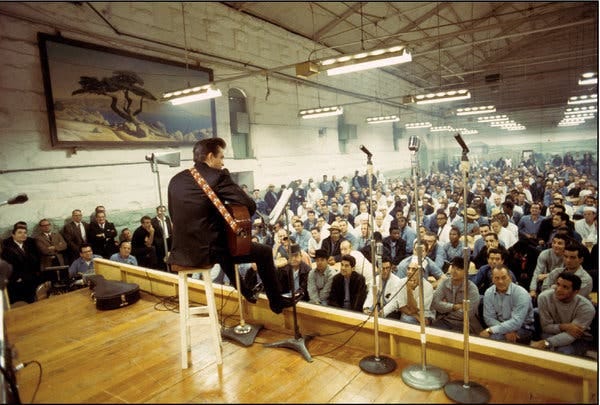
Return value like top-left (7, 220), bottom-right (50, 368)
top-left (172, 264), bottom-right (222, 369)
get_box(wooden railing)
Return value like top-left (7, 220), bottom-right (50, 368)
top-left (94, 258), bottom-right (598, 403)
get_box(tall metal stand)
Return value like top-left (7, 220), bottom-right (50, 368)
top-left (264, 189), bottom-right (313, 362)
top-left (444, 134), bottom-right (491, 403)
top-left (401, 136), bottom-right (449, 390)
top-left (221, 264), bottom-right (263, 346)
top-left (149, 159), bottom-right (172, 271)
top-left (358, 145), bottom-right (397, 374)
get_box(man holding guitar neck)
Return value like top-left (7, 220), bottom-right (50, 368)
top-left (168, 137), bottom-right (301, 314)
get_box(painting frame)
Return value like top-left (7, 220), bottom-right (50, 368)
top-left (38, 32), bottom-right (217, 147)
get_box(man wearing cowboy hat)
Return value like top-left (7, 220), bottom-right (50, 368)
top-left (451, 207), bottom-right (481, 237)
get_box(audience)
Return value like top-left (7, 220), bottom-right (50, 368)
top-left (0, 149), bottom-right (596, 359)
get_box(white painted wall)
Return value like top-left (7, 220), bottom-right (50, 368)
top-left (0, 2), bottom-right (596, 235)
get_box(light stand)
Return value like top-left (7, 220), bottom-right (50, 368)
top-left (145, 151), bottom-right (180, 271)
top-left (444, 134), bottom-right (491, 403)
top-left (401, 136), bottom-right (449, 390)
top-left (264, 187), bottom-right (313, 362)
top-left (358, 145), bottom-right (397, 374)
top-left (221, 264), bottom-right (263, 346)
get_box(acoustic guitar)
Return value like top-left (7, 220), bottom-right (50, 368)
top-left (225, 204), bottom-right (252, 256)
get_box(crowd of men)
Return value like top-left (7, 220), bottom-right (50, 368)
top-left (1, 150), bottom-right (597, 357)
top-left (240, 152), bottom-right (597, 358)
top-left (0, 205), bottom-right (173, 304)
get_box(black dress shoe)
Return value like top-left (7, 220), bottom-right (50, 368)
top-left (240, 286), bottom-right (258, 304)
top-left (280, 290), bottom-right (304, 308)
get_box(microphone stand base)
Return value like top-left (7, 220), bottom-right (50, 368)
top-left (444, 380), bottom-right (491, 404)
top-left (401, 364), bottom-right (449, 391)
top-left (359, 355), bottom-right (397, 375)
top-left (221, 323), bottom-right (263, 347)
top-left (264, 335), bottom-right (314, 362)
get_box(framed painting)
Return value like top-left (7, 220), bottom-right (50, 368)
top-left (38, 32), bottom-right (217, 147)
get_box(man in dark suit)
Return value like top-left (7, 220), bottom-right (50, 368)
top-left (383, 226), bottom-right (408, 266)
top-left (278, 243), bottom-right (310, 302)
top-left (151, 205), bottom-right (173, 270)
top-left (1, 223), bottom-right (41, 303)
top-left (264, 184), bottom-right (279, 215)
top-left (327, 254), bottom-right (367, 311)
top-left (88, 211), bottom-right (118, 259)
top-left (167, 137), bottom-right (299, 314)
top-left (61, 209), bottom-right (89, 265)
top-left (35, 218), bottom-right (68, 268)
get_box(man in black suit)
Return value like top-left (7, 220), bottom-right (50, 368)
top-left (1, 223), bottom-right (41, 303)
top-left (61, 209), bottom-right (89, 265)
top-left (151, 205), bottom-right (173, 270)
top-left (383, 225), bottom-right (408, 266)
top-left (88, 211), bottom-right (118, 259)
top-left (167, 137), bottom-right (299, 314)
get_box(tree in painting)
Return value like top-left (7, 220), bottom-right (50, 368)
top-left (72, 70), bottom-right (157, 137)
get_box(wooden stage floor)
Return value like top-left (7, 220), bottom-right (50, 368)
top-left (6, 289), bottom-right (566, 403)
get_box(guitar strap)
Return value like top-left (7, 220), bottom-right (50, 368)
top-left (188, 167), bottom-right (241, 235)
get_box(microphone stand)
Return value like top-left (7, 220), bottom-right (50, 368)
top-left (264, 190), bottom-right (313, 362)
top-left (444, 135), bottom-right (490, 403)
top-left (401, 136), bottom-right (449, 390)
top-left (359, 148), bottom-right (396, 374)
top-left (221, 263), bottom-right (263, 346)
top-left (149, 159), bottom-right (171, 272)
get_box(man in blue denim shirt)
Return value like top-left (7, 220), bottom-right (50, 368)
top-left (480, 264), bottom-right (535, 344)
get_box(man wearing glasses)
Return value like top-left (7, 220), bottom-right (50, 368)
top-left (68, 243), bottom-right (102, 278)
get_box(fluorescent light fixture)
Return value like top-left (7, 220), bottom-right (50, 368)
top-left (318, 46), bottom-right (412, 76)
top-left (478, 114), bottom-right (508, 122)
top-left (567, 94), bottom-right (598, 105)
top-left (506, 126), bottom-right (526, 131)
top-left (454, 128), bottom-right (478, 135)
top-left (579, 72), bottom-right (598, 85)
top-left (298, 105), bottom-right (343, 119)
top-left (366, 115), bottom-right (400, 124)
top-left (490, 120), bottom-right (515, 127)
top-left (456, 105), bottom-right (495, 116)
top-left (414, 89), bottom-right (471, 104)
top-left (565, 113), bottom-right (595, 120)
top-left (558, 122), bottom-right (581, 127)
top-left (161, 84), bottom-right (222, 105)
top-left (405, 122), bottom-right (432, 129)
top-left (565, 106), bottom-right (597, 115)
top-left (430, 126), bottom-right (454, 132)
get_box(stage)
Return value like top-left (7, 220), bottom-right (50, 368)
top-left (4, 259), bottom-right (596, 403)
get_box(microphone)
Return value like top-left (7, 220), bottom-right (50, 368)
top-left (359, 145), bottom-right (373, 157)
top-left (408, 136), bottom-right (420, 152)
top-left (454, 133), bottom-right (470, 153)
top-left (376, 242), bottom-right (383, 258)
top-left (0, 193), bottom-right (28, 206)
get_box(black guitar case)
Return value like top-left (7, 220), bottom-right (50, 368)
top-left (85, 274), bottom-right (140, 310)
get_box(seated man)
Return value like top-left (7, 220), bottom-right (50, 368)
top-left (396, 241), bottom-right (447, 289)
top-left (307, 248), bottom-right (337, 305)
top-left (382, 257), bottom-right (434, 324)
top-left (541, 242), bottom-right (593, 300)
top-left (382, 225), bottom-right (408, 266)
top-left (432, 256), bottom-right (483, 334)
top-left (68, 243), bottom-right (102, 278)
top-left (327, 254), bottom-right (367, 311)
top-left (109, 241), bottom-right (138, 266)
top-left (470, 247), bottom-right (517, 296)
top-left (362, 256), bottom-right (401, 314)
top-left (337, 239), bottom-right (372, 288)
top-left (529, 234), bottom-right (567, 299)
top-left (480, 265), bottom-right (535, 344)
top-left (277, 243), bottom-right (310, 302)
top-left (530, 272), bottom-right (596, 356)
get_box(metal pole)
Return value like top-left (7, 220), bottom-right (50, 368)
top-left (359, 147), bottom-right (396, 374)
top-left (444, 133), bottom-right (490, 403)
top-left (401, 136), bottom-right (448, 390)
